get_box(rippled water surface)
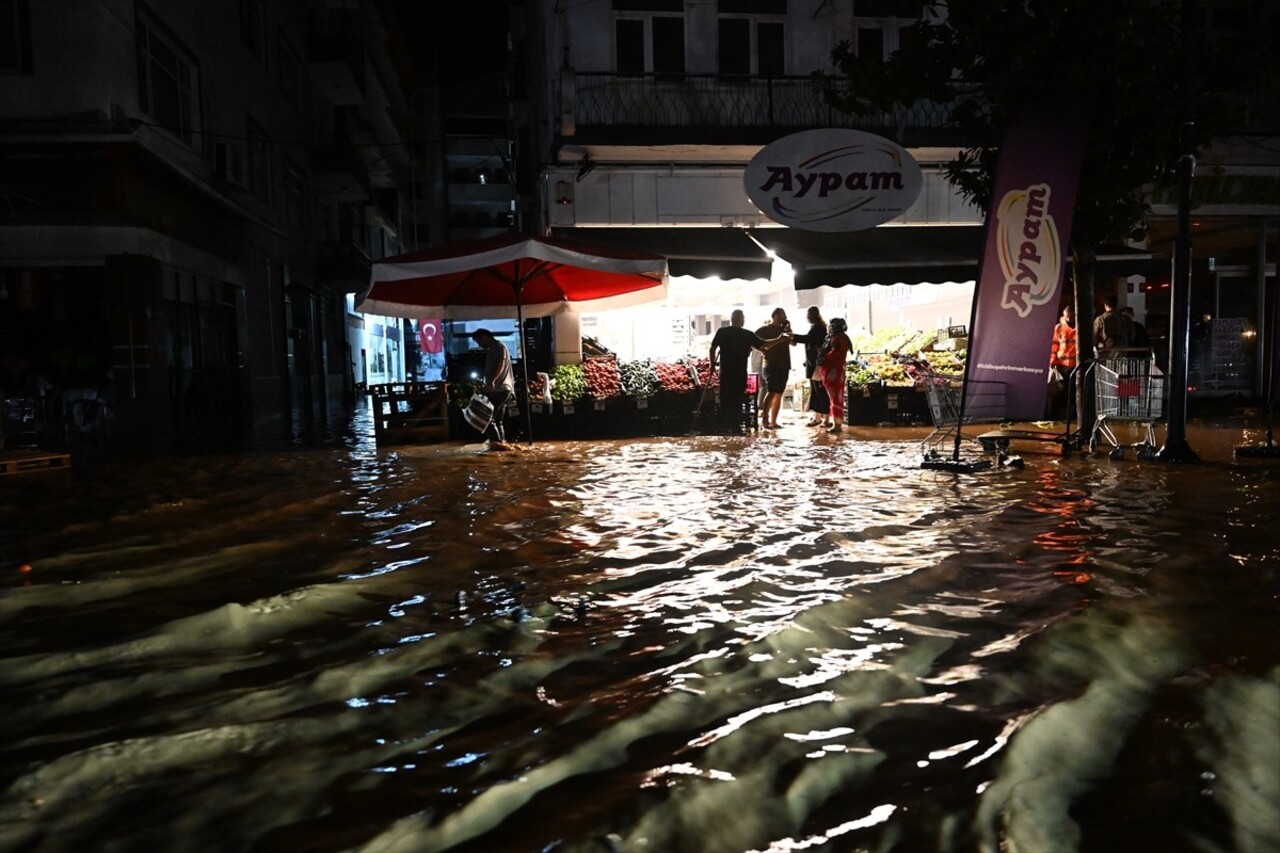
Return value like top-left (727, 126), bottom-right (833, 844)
top-left (2, 410), bottom-right (1278, 852)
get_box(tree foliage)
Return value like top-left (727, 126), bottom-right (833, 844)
top-left (822, 0), bottom-right (1227, 251)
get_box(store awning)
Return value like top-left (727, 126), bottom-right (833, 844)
top-left (552, 225), bottom-right (1166, 288)
top-left (758, 227), bottom-right (1167, 288)
top-left (751, 226), bottom-right (984, 289)
top-left (551, 227), bottom-right (772, 280)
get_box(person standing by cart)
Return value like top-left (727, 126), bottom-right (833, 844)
top-left (817, 318), bottom-right (853, 434)
top-left (1122, 306), bottom-right (1151, 355)
top-left (1047, 303), bottom-right (1078, 420)
top-left (1093, 294), bottom-right (1132, 359)
top-left (755, 308), bottom-right (794, 430)
top-left (472, 328), bottom-right (515, 450)
top-left (709, 309), bottom-right (776, 435)
top-left (791, 306), bottom-right (831, 428)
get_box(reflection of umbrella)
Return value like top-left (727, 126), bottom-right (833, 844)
top-left (356, 232), bottom-right (669, 442)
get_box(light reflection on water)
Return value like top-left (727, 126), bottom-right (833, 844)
top-left (1, 410), bottom-right (1278, 852)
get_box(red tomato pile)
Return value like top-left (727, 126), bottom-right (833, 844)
top-left (583, 356), bottom-right (624, 398)
top-left (528, 372), bottom-right (550, 400)
top-left (691, 357), bottom-right (718, 388)
top-left (654, 361), bottom-right (696, 392)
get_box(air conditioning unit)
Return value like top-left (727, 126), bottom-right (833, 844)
top-left (214, 142), bottom-right (248, 190)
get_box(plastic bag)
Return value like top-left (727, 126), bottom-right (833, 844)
top-left (463, 394), bottom-right (493, 433)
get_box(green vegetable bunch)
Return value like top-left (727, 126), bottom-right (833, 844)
top-left (550, 363), bottom-right (587, 402)
top-left (619, 359), bottom-right (661, 397)
top-left (846, 365), bottom-right (880, 387)
top-left (448, 381), bottom-right (482, 407)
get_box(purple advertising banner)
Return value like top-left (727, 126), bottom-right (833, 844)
top-left (964, 104), bottom-right (1089, 421)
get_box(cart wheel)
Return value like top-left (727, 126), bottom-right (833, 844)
top-left (1136, 447), bottom-right (1155, 461)
top-left (980, 438), bottom-right (996, 452)
top-left (1109, 447), bottom-right (1125, 461)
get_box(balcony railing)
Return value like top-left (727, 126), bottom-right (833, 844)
top-left (570, 72), bottom-right (964, 136)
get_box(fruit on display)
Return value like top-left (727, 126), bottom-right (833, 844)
top-left (845, 348), bottom-right (963, 388)
top-left (528, 372), bottom-right (552, 402)
top-left (654, 360), bottom-right (696, 393)
top-left (875, 361), bottom-right (913, 387)
top-left (921, 351), bottom-right (964, 373)
top-left (582, 356), bottom-right (624, 398)
top-left (550, 364), bottom-right (587, 402)
top-left (690, 357), bottom-right (718, 388)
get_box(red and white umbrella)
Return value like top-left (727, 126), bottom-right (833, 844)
top-left (357, 232), bottom-right (669, 320)
top-left (356, 232), bottom-right (669, 443)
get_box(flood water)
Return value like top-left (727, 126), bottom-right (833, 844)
top-left (1, 405), bottom-right (1278, 853)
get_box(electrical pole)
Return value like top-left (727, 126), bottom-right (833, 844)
top-left (1158, 0), bottom-right (1200, 462)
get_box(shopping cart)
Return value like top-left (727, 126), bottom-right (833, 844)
top-left (921, 372), bottom-right (1007, 458)
top-left (1089, 351), bottom-right (1165, 459)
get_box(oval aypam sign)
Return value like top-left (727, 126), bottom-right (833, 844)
top-left (744, 129), bottom-right (923, 232)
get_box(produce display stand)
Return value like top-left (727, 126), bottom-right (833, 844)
top-left (522, 389), bottom-right (701, 440)
top-left (845, 383), bottom-right (930, 426)
top-left (844, 350), bottom-right (960, 427)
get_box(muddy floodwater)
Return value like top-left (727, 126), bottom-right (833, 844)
top-left (1, 408), bottom-right (1278, 853)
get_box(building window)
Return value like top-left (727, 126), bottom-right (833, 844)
top-left (0, 0), bottom-right (33, 74)
top-left (240, 0), bottom-right (265, 64)
top-left (718, 4), bottom-right (785, 77)
top-left (136, 10), bottom-right (200, 145)
top-left (614, 0), bottom-right (684, 76)
top-left (246, 117), bottom-right (271, 201)
top-left (651, 16), bottom-right (684, 74)
top-left (616, 19), bottom-right (645, 74)
top-left (283, 156), bottom-right (304, 226)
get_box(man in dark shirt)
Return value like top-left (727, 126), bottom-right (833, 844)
top-left (709, 309), bottom-right (779, 435)
top-left (1122, 307), bottom-right (1151, 354)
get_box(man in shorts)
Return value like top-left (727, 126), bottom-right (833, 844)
top-left (755, 307), bottom-right (794, 429)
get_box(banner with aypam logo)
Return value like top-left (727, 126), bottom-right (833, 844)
top-left (965, 103), bottom-right (1088, 421)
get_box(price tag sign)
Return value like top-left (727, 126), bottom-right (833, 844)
top-left (594, 399), bottom-right (606, 411)
top-left (563, 404), bottom-right (575, 415)
top-left (531, 403), bottom-right (544, 414)
top-left (636, 396), bottom-right (648, 410)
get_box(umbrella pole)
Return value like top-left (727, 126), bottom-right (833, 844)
top-left (515, 287), bottom-right (534, 444)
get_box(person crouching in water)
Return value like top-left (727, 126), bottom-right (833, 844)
top-left (816, 318), bottom-right (853, 433)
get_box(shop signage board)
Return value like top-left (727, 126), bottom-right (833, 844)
top-left (743, 129), bottom-right (923, 233)
top-left (964, 102), bottom-right (1088, 421)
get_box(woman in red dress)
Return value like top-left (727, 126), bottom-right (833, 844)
top-left (817, 318), bottom-right (853, 434)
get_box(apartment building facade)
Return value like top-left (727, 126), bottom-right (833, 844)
top-left (0, 0), bottom-right (435, 455)
top-left (513, 0), bottom-right (1277, 394)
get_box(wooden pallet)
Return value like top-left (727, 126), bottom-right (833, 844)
top-left (0, 450), bottom-right (72, 476)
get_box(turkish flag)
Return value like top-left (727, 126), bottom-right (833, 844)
top-left (418, 318), bottom-right (444, 354)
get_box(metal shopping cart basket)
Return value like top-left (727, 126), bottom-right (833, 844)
top-left (921, 372), bottom-right (1007, 459)
top-left (1089, 351), bottom-right (1165, 460)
